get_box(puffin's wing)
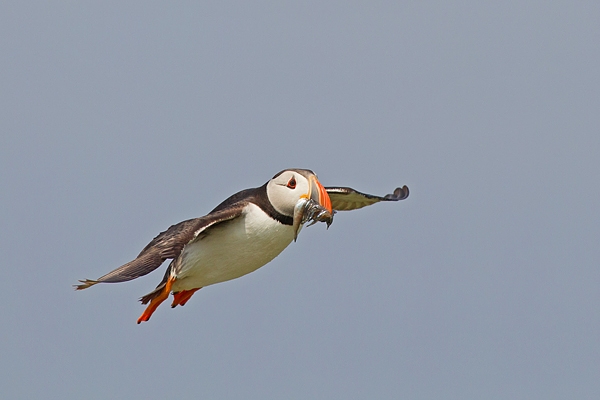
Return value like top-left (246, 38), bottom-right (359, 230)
top-left (325, 185), bottom-right (409, 211)
top-left (74, 205), bottom-right (246, 290)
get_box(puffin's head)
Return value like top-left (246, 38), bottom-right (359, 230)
top-left (266, 169), bottom-right (333, 238)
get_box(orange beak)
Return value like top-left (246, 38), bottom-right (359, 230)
top-left (309, 175), bottom-right (332, 213)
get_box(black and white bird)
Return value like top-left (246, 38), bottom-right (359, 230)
top-left (75, 169), bottom-right (409, 323)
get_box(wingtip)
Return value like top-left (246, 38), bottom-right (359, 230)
top-left (73, 279), bottom-right (99, 290)
top-left (384, 185), bottom-right (409, 201)
top-left (399, 185), bottom-right (409, 200)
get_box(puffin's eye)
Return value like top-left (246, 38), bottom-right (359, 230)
top-left (287, 177), bottom-right (296, 189)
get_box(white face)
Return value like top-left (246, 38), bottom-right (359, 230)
top-left (266, 170), bottom-right (312, 217)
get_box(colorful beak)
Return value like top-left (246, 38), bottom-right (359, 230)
top-left (292, 175), bottom-right (333, 241)
top-left (309, 175), bottom-right (333, 214)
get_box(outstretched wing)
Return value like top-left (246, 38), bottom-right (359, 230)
top-left (74, 204), bottom-right (246, 290)
top-left (325, 185), bottom-right (409, 211)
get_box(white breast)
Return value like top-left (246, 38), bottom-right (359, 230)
top-left (171, 203), bottom-right (295, 292)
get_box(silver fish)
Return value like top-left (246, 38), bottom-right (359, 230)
top-left (292, 197), bottom-right (335, 241)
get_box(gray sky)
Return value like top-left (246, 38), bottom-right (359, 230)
top-left (1, 2), bottom-right (599, 399)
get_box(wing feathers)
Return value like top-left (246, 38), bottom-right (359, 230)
top-left (74, 204), bottom-right (246, 290)
top-left (325, 185), bottom-right (409, 211)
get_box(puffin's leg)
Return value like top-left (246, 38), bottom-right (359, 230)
top-left (137, 276), bottom-right (175, 324)
top-left (171, 288), bottom-right (201, 308)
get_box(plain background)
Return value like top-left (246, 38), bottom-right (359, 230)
top-left (1, 2), bottom-right (599, 399)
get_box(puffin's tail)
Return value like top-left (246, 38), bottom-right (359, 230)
top-left (139, 283), bottom-right (166, 305)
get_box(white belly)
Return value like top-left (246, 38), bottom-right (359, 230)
top-left (171, 203), bottom-right (294, 292)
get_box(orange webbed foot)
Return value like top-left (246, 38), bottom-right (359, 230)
top-left (137, 276), bottom-right (175, 324)
top-left (171, 288), bottom-right (201, 308)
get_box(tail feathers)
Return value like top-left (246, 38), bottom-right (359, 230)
top-left (139, 260), bottom-right (174, 305)
top-left (139, 283), bottom-right (167, 305)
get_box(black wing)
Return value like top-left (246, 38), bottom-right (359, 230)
top-left (74, 205), bottom-right (246, 290)
top-left (325, 185), bottom-right (409, 211)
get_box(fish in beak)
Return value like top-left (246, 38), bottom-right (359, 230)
top-left (292, 175), bottom-right (334, 241)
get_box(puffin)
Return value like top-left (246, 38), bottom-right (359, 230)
top-left (75, 169), bottom-right (409, 323)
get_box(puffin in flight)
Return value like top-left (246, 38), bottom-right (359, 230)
top-left (75, 169), bottom-right (409, 323)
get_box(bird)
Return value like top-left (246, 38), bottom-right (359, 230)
top-left (75, 169), bottom-right (409, 323)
